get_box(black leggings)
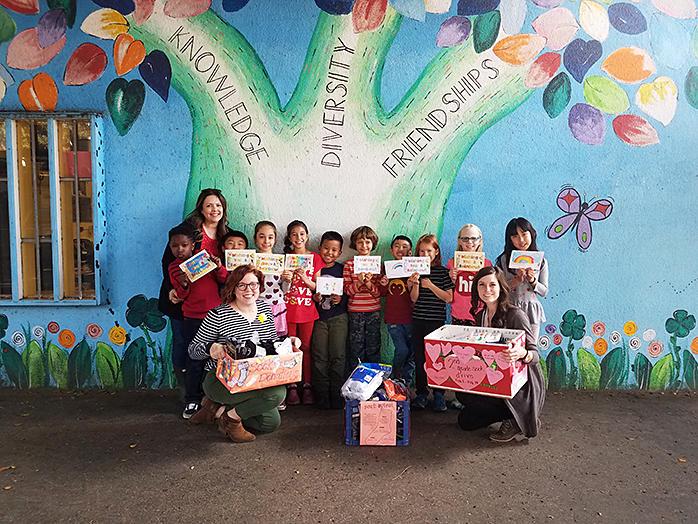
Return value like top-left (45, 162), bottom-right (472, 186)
top-left (456, 392), bottom-right (513, 430)
top-left (182, 318), bottom-right (206, 404)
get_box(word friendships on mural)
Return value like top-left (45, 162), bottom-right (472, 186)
top-left (381, 59), bottom-right (500, 178)
top-left (169, 26), bottom-right (269, 165)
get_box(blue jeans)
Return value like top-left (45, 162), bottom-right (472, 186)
top-left (387, 323), bottom-right (414, 385)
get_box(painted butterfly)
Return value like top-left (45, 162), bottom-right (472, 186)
top-left (546, 186), bottom-right (613, 251)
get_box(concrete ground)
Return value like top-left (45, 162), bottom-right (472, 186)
top-left (0, 390), bottom-right (696, 523)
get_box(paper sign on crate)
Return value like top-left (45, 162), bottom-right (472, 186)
top-left (454, 251), bottom-right (485, 271)
top-left (509, 250), bottom-right (544, 270)
top-left (179, 250), bottom-right (217, 282)
top-left (424, 324), bottom-right (528, 399)
top-left (384, 259), bottom-right (410, 279)
top-left (284, 253), bottom-right (314, 273)
top-left (216, 348), bottom-right (303, 394)
top-left (225, 249), bottom-right (256, 270)
top-left (359, 401), bottom-right (397, 446)
top-left (316, 276), bottom-right (343, 295)
top-left (353, 255), bottom-right (381, 274)
top-left (255, 253), bottom-right (285, 275)
top-left (403, 256), bottom-right (430, 275)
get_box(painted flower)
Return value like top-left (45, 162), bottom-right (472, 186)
top-left (125, 294), bottom-right (166, 332)
top-left (553, 334), bottom-right (563, 346)
top-left (642, 329), bottom-right (656, 342)
top-left (0, 314), bottom-right (8, 338)
top-left (609, 331), bottom-right (622, 345)
top-left (11, 331), bottom-right (26, 347)
top-left (582, 335), bottom-right (593, 349)
top-left (594, 338), bottom-right (608, 356)
top-left (629, 336), bottom-right (641, 350)
top-left (690, 337), bottom-right (698, 355)
top-left (665, 310), bottom-right (696, 339)
top-left (560, 309), bottom-right (586, 341)
top-left (623, 321), bottom-right (638, 336)
top-left (257, 313), bottom-right (267, 324)
top-left (591, 321), bottom-right (605, 337)
top-left (109, 325), bottom-right (127, 346)
top-left (58, 329), bottom-right (76, 349)
top-left (47, 321), bottom-right (60, 334)
top-left (647, 340), bottom-right (663, 358)
top-left (86, 323), bottom-right (103, 338)
top-left (538, 336), bottom-right (550, 350)
top-left (545, 324), bottom-right (556, 334)
top-left (32, 325), bottom-right (45, 339)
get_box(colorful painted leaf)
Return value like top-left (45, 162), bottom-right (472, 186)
top-left (6, 28), bottom-right (66, 70)
top-left (650, 0), bottom-right (697, 20)
top-left (47, 342), bottom-right (69, 388)
top-left (599, 345), bottom-right (629, 389)
top-left (0, 8), bottom-right (17, 43)
top-left (546, 349), bottom-right (567, 389)
top-left (95, 342), bottom-right (121, 388)
top-left (650, 13), bottom-right (690, 71)
top-left (425, 0), bottom-right (451, 14)
top-left (63, 43), bottom-right (108, 86)
top-left (81, 8), bottom-right (129, 40)
top-left (436, 16), bottom-right (471, 48)
top-left (563, 38), bottom-right (602, 83)
top-left (114, 33), bottom-right (146, 76)
top-left (539, 354), bottom-right (549, 388)
top-left (683, 351), bottom-right (698, 390)
top-left (608, 3), bottom-right (646, 35)
top-left (601, 47), bottom-right (655, 84)
top-left (457, 0), bottom-right (499, 16)
top-left (68, 339), bottom-right (93, 388)
top-left (633, 353), bottom-right (652, 389)
top-left (577, 348), bottom-right (601, 389)
top-left (164, 0), bottom-right (211, 18)
top-left (92, 0), bottom-right (135, 15)
top-left (532, 0), bottom-right (561, 7)
top-left (579, 0), bottom-right (609, 42)
top-left (613, 114), bottom-right (659, 147)
top-left (121, 336), bottom-right (148, 388)
top-left (500, 0), bottom-right (525, 34)
top-left (0, 0), bottom-right (38, 14)
top-left (473, 10), bottom-right (500, 53)
top-left (391, 0), bottom-right (425, 21)
top-left (222, 0), bottom-right (251, 12)
top-left (648, 354), bottom-right (673, 390)
top-left (1, 341), bottom-right (28, 388)
top-left (48, 0), bottom-right (77, 28)
top-left (18, 73), bottom-right (59, 111)
top-left (542, 72), bottom-right (571, 118)
top-left (582, 75), bottom-right (629, 114)
top-left (492, 34), bottom-right (545, 65)
top-left (352, 0), bottom-right (387, 33)
top-left (531, 7), bottom-right (578, 51)
top-left (133, 0), bottom-right (155, 24)
top-left (139, 50), bottom-right (171, 102)
top-left (106, 78), bottom-right (145, 135)
top-left (315, 0), bottom-right (354, 15)
top-left (635, 77), bottom-right (677, 126)
top-left (526, 52), bottom-right (560, 88)
top-left (37, 9), bottom-right (67, 49)
top-left (568, 103), bottom-right (605, 145)
top-left (686, 66), bottom-right (698, 109)
top-left (22, 340), bottom-right (46, 388)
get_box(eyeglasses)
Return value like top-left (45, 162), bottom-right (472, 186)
top-left (459, 236), bottom-right (481, 243)
top-left (236, 282), bottom-right (260, 291)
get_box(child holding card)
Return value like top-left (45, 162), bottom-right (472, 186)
top-left (282, 220), bottom-right (324, 405)
top-left (221, 230), bottom-right (249, 250)
top-left (343, 226), bottom-right (383, 371)
top-left (311, 231), bottom-right (349, 409)
top-left (253, 221), bottom-right (288, 339)
top-left (495, 218), bottom-right (548, 344)
top-left (447, 224), bottom-right (492, 326)
top-left (408, 234), bottom-right (454, 412)
top-left (379, 235), bottom-right (415, 385)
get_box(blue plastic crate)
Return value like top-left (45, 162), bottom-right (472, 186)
top-left (344, 399), bottom-right (410, 446)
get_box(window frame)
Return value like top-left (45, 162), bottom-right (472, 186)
top-left (0, 112), bottom-right (106, 306)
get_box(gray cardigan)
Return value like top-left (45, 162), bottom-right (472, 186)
top-left (495, 254), bottom-right (548, 324)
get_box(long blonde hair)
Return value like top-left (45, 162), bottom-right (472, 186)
top-left (457, 224), bottom-right (484, 252)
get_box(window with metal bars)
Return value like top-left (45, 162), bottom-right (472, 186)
top-left (0, 113), bottom-right (105, 305)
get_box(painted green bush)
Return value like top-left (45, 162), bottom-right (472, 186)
top-left (633, 353), bottom-right (652, 390)
top-left (600, 345), bottom-right (630, 390)
top-left (577, 348), bottom-right (601, 389)
top-left (48, 343), bottom-right (69, 389)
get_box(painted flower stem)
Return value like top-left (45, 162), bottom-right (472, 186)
top-left (142, 327), bottom-right (160, 387)
top-left (669, 334), bottom-right (681, 388)
top-left (566, 337), bottom-right (579, 389)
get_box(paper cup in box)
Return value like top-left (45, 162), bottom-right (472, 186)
top-left (216, 348), bottom-right (302, 394)
top-left (424, 325), bottom-right (528, 399)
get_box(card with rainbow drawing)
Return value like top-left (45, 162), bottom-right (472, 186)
top-left (509, 250), bottom-right (544, 270)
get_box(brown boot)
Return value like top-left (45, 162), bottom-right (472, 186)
top-left (189, 397), bottom-right (221, 425)
top-left (217, 413), bottom-right (256, 443)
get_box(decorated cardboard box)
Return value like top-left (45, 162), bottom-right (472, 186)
top-left (344, 400), bottom-right (410, 447)
top-left (216, 348), bottom-right (303, 395)
top-left (424, 325), bottom-right (528, 399)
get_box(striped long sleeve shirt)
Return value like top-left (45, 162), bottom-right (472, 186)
top-left (343, 258), bottom-right (383, 313)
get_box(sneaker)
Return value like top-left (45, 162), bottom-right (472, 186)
top-left (432, 393), bottom-right (447, 412)
top-left (278, 400), bottom-right (287, 411)
top-left (411, 394), bottom-right (428, 410)
top-left (447, 398), bottom-right (464, 410)
top-left (286, 385), bottom-right (301, 406)
top-left (182, 402), bottom-right (199, 420)
top-left (301, 384), bottom-right (314, 405)
top-left (489, 419), bottom-right (523, 443)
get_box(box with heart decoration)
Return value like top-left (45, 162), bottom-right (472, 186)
top-left (424, 325), bottom-right (528, 399)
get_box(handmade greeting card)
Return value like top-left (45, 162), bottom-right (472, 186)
top-left (254, 253), bottom-right (285, 275)
top-left (179, 250), bottom-right (217, 283)
top-left (225, 249), bottom-right (256, 271)
top-left (403, 256), bottom-right (431, 275)
top-left (384, 259), bottom-right (410, 279)
top-left (353, 255), bottom-right (382, 274)
top-left (454, 251), bottom-right (485, 271)
top-left (284, 253), bottom-right (314, 273)
top-left (509, 250), bottom-right (544, 270)
top-left (316, 276), bottom-right (344, 295)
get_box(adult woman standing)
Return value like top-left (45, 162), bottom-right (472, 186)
top-left (158, 188), bottom-right (230, 418)
top-left (188, 265), bottom-right (299, 442)
top-left (456, 266), bottom-right (545, 442)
